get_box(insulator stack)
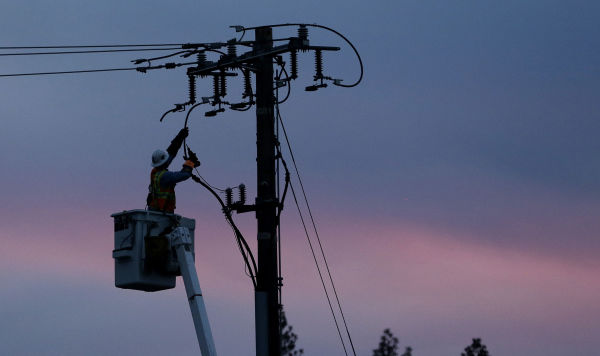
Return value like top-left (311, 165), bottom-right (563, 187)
top-left (298, 25), bottom-right (308, 41)
top-left (187, 75), bottom-right (196, 104)
top-left (315, 50), bottom-right (323, 80)
top-left (197, 52), bottom-right (207, 66)
top-left (238, 184), bottom-right (246, 204)
top-left (243, 69), bottom-right (252, 98)
top-left (213, 75), bottom-right (220, 99)
top-left (225, 188), bottom-right (233, 207)
top-left (227, 41), bottom-right (237, 58)
top-left (290, 50), bottom-right (298, 80)
top-left (220, 72), bottom-right (227, 97)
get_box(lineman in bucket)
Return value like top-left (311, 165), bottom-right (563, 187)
top-left (147, 128), bottom-right (201, 213)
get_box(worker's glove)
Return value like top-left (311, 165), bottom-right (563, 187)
top-left (167, 127), bottom-right (189, 156)
top-left (184, 147), bottom-right (201, 168)
top-left (182, 160), bottom-right (194, 172)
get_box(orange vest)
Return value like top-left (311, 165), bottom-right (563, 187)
top-left (148, 168), bottom-right (176, 213)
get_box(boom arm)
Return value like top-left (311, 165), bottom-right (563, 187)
top-left (170, 227), bottom-right (218, 356)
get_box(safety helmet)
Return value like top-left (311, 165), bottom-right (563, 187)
top-left (151, 149), bottom-right (169, 167)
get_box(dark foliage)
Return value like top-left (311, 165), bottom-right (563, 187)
top-left (373, 328), bottom-right (400, 356)
top-left (461, 338), bottom-right (490, 356)
top-left (280, 310), bottom-right (303, 356)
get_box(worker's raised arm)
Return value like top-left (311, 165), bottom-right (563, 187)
top-left (166, 127), bottom-right (189, 157)
top-left (159, 160), bottom-right (196, 187)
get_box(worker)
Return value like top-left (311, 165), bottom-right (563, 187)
top-left (147, 127), bottom-right (199, 213)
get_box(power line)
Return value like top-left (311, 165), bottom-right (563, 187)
top-left (0, 67), bottom-right (138, 78)
top-left (0, 43), bottom-right (183, 50)
top-left (0, 60), bottom-right (197, 78)
top-left (276, 104), bottom-right (358, 356)
top-left (0, 47), bottom-right (182, 57)
top-left (287, 175), bottom-right (349, 356)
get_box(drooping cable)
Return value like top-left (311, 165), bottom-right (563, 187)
top-left (241, 23), bottom-right (363, 87)
top-left (181, 104), bottom-right (257, 285)
top-left (276, 103), bottom-right (358, 356)
top-left (275, 75), bottom-right (283, 333)
top-left (190, 174), bottom-right (257, 288)
top-left (274, 59), bottom-right (291, 104)
top-left (160, 105), bottom-right (185, 122)
top-left (184, 102), bottom-right (205, 128)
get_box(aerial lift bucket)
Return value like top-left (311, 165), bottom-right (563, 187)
top-left (111, 209), bottom-right (195, 292)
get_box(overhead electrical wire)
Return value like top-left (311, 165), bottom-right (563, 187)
top-left (274, 80), bottom-right (348, 353)
top-left (276, 100), bottom-right (358, 356)
top-left (134, 50), bottom-right (195, 64)
top-left (0, 60), bottom-right (198, 78)
top-left (0, 67), bottom-right (139, 77)
top-left (0, 43), bottom-right (183, 49)
top-left (284, 160), bottom-right (349, 356)
top-left (0, 47), bottom-right (182, 57)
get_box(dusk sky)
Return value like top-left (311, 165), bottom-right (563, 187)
top-left (1, 1), bottom-right (599, 355)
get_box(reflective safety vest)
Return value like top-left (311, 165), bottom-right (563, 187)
top-left (148, 168), bottom-right (176, 213)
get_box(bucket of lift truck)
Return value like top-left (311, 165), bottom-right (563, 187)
top-left (111, 209), bottom-right (196, 292)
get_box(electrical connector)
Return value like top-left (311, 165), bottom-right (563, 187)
top-left (275, 80), bottom-right (287, 89)
top-left (205, 108), bottom-right (225, 117)
top-left (305, 83), bottom-right (327, 91)
top-left (230, 102), bottom-right (248, 109)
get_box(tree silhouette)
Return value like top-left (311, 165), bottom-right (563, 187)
top-left (280, 309), bottom-right (303, 356)
top-left (373, 328), bottom-right (399, 356)
top-left (461, 338), bottom-right (490, 356)
top-left (401, 346), bottom-right (413, 356)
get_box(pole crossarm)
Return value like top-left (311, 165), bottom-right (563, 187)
top-left (188, 41), bottom-right (339, 77)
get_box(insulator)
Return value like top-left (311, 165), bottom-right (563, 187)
top-left (220, 72), bottom-right (227, 97)
top-left (197, 52), bottom-right (207, 66)
top-left (225, 188), bottom-right (233, 207)
top-left (238, 184), bottom-right (246, 205)
top-left (187, 75), bottom-right (196, 104)
top-left (298, 25), bottom-right (308, 41)
top-left (243, 69), bottom-right (252, 98)
top-left (290, 50), bottom-right (298, 80)
top-left (315, 50), bottom-right (323, 80)
top-left (227, 41), bottom-right (237, 58)
top-left (212, 75), bottom-right (220, 99)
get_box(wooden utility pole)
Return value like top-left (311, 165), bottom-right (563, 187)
top-left (254, 26), bottom-right (281, 356)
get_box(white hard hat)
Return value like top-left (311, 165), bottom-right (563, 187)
top-left (151, 149), bottom-right (169, 167)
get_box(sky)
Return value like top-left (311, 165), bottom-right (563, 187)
top-left (1, 1), bottom-right (599, 355)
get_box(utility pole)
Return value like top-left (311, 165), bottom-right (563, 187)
top-left (254, 27), bottom-right (280, 356)
top-left (126, 24), bottom-right (352, 355)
